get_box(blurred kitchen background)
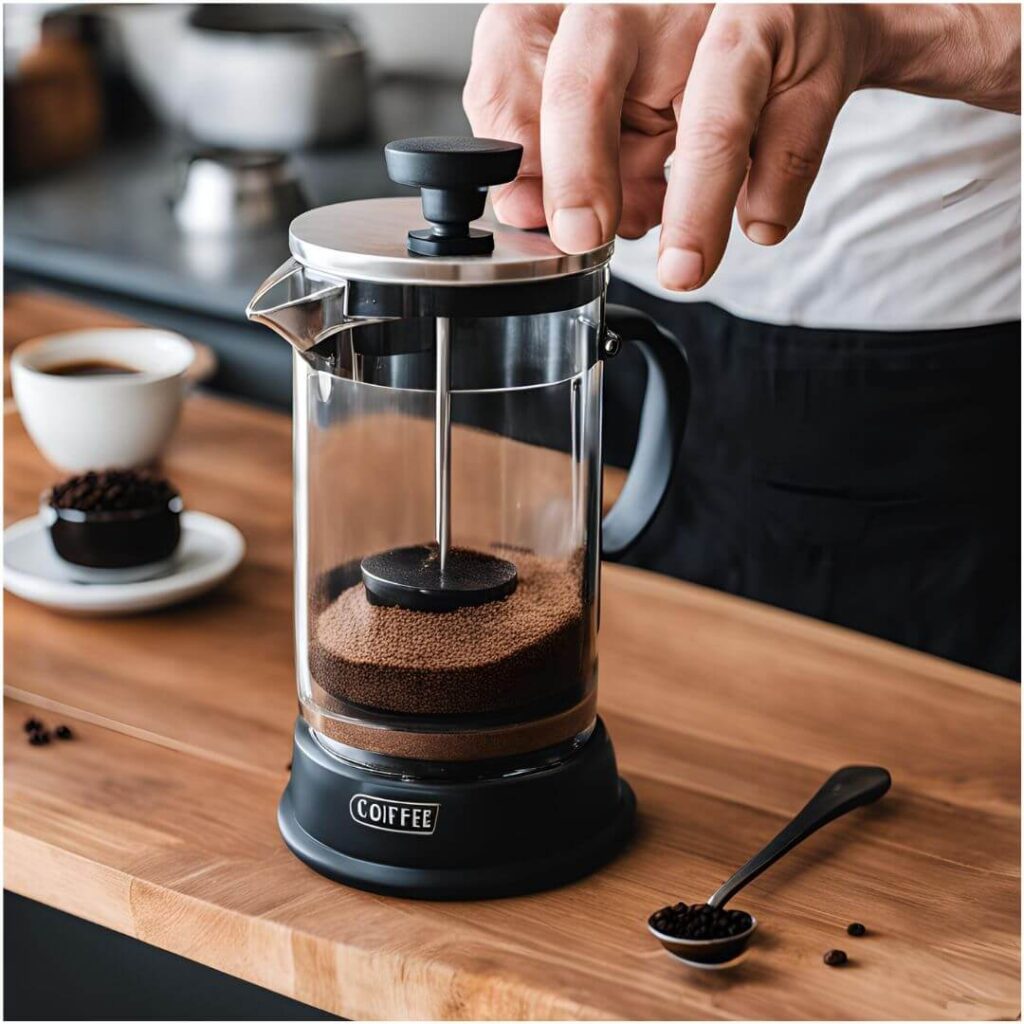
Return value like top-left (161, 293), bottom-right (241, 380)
top-left (4, 10), bottom-right (483, 1013)
top-left (4, 2), bottom-right (482, 407)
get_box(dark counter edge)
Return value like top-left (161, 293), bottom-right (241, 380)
top-left (4, 891), bottom-right (339, 1021)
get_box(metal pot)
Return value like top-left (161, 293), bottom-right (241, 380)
top-left (171, 148), bottom-right (308, 236)
top-left (180, 5), bottom-right (368, 151)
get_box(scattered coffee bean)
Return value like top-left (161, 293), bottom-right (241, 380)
top-left (23, 718), bottom-right (43, 733)
top-left (49, 469), bottom-right (179, 513)
top-left (823, 949), bottom-right (848, 967)
top-left (846, 922), bottom-right (866, 937)
top-left (29, 730), bottom-right (51, 746)
top-left (649, 902), bottom-right (754, 941)
top-left (55, 725), bottom-right (74, 741)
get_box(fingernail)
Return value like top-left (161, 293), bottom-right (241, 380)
top-left (552, 207), bottom-right (603, 253)
top-left (658, 247), bottom-right (704, 291)
top-left (746, 221), bottom-right (788, 246)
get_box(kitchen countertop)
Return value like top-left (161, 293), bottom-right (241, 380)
top-left (2, 78), bottom-right (473, 410)
top-left (4, 77), bottom-right (470, 322)
top-left (4, 297), bottom-right (1020, 1019)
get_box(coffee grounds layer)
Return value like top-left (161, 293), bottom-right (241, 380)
top-left (312, 550), bottom-right (587, 717)
top-left (304, 690), bottom-right (598, 763)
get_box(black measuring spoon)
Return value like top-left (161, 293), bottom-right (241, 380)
top-left (649, 764), bottom-right (891, 968)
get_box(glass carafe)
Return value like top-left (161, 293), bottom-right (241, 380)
top-left (297, 303), bottom-right (604, 769)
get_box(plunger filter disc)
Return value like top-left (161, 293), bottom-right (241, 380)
top-left (360, 543), bottom-right (518, 612)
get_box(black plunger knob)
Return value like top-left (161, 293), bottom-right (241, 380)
top-left (384, 137), bottom-right (523, 257)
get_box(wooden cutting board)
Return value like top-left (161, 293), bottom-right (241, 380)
top-left (4, 291), bottom-right (1020, 1020)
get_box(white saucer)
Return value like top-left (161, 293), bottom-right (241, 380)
top-left (3, 511), bottom-right (245, 615)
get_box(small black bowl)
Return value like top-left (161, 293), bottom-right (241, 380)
top-left (42, 495), bottom-right (183, 582)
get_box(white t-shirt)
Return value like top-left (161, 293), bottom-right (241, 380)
top-left (611, 89), bottom-right (1021, 331)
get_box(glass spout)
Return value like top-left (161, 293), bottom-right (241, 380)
top-left (246, 258), bottom-right (394, 353)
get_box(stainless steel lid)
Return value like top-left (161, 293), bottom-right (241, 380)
top-left (289, 197), bottom-right (613, 287)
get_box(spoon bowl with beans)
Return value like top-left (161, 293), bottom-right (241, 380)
top-left (649, 765), bottom-right (891, 969)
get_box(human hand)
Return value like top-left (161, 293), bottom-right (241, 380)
top-left (464, 3), bottom-right (1020, 290)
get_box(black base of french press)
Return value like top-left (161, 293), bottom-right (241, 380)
top-left (278, 716), bottom-right (635, 900)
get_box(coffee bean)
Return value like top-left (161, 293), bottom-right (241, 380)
top-left (55, 725), bottom-right (73, 740)
top-left (50, 470), bottom-right (179, 513)
top-left (24, 718), bottom-right (43, 733)
top-left (29, 730), bottom-right (50, 746)
top-left (649, 902), bottom-right (753, 941)
top-left (824, 949), bottom-right (848, 966)
top-left (846, 922), bottom-right (866, 937)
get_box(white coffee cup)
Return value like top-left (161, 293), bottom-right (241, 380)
top-left (11, 328), bottom-right (196, 471)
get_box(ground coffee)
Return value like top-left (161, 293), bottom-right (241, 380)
top-left (312, 549), bottom-right (588, 718)
top-left (307, 692), bottom-right (597, 763)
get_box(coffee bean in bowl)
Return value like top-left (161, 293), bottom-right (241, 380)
top-left (649, 903), bottom-right (754, 941)
top-left (42, 469), bottom-right (183, 582)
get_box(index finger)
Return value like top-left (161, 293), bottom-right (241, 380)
top-left (464, 5), bottom-right (562, 228)
top-left (540, 5), bottom-right (641, 252)
top-left (658, 9), bottom-right (772, 290)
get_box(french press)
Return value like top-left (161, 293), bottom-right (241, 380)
top-left (247, 137), bottom-right (689, 899)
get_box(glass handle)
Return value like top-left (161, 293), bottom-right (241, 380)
top-left (601, 304), bottom-right (690, 560)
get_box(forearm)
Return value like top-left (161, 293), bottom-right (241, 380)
top-left (861, 4), bottom-right (1020, 113)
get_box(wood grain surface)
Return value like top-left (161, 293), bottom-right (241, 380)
top-left (4, 292), bottom-right (1020, 1020)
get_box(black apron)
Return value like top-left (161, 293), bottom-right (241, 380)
top-left (606, 278), bottom-right (1021, 681)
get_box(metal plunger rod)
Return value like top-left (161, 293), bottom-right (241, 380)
top-left (435, 317), bottom-right (452, 576)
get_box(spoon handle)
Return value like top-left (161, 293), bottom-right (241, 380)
top-left (707, 765), bottom-right (891, 909)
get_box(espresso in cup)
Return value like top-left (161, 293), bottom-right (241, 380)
top-left (44, 359), bottom-right (140, 377)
